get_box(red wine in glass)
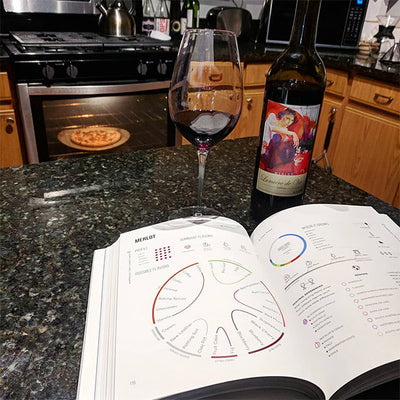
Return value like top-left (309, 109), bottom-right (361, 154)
top-left (168, 29), bottom-right (243, 219)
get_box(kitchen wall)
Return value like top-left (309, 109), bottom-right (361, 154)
top-left (361, 0), bottom-right (400, 42)
top-left (160, 0), bottom-right (400, 44)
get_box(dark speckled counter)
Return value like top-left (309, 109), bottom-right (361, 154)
top-left (1, 138), bottom-right (399, 399)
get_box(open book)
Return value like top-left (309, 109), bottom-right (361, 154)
top-left (77, 204), bottom-right (400, 400)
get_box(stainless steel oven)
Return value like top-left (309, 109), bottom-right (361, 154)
top-left (4, 31), bottom-right (177, 163)
top-left (17, 81), bottom-right (173, 163)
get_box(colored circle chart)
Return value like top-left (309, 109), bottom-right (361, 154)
top-left (152, 261), bottom-right (285, 359)
top-left (269, 233), bottom-right (307, 267)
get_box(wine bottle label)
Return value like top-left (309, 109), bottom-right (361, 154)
top-left (180, 17), bottom-right (187, 34)
top-left (155, 18), bottom-right (170, 35)
top-left (256, 100), bottom-right (321, 197)
top-left (187, 10), bottom-right (194, 28)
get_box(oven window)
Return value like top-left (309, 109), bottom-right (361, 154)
top-left (38, 91), bottom-right (170, 161)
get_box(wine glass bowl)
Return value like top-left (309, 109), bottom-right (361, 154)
top-left (168, 29), bottom-right (243, 218)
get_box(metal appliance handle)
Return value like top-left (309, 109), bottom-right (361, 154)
top-left (27, 81), bottom-right (170, 96)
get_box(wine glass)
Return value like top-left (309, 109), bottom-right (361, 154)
top-left (168, 29), bottom-right (243, 219)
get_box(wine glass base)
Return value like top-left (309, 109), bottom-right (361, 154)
top-left (168, 206), bottom-right (221, 220)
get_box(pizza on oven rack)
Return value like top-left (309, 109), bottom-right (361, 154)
top-left (70, 127), bottom-right (122, 148)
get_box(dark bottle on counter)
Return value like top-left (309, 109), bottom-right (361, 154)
top-left (180, 1), bottom-right (188, 34)
top-left (170, 0), bottom-right (181, 39)
top-left (250, 0), bottom-right (326, 223)
top-left (142, 0), bottom-right (155, 36)
top-left (133, 0), bottom-right (143, 34)
top-left (185, 0), bottom-right (200, 29)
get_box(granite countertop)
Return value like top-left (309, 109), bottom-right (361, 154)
top-left (1, 137), bottom-right (399, 399)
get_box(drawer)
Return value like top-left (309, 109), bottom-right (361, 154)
top-left (349, 76), bottom-right (400, 115)
top-left (244, 63), bottom-right (270, 87)
top-left (0, 72), bottom-right (12, 101)
top-left (325, 69), bottom-right (348, 97)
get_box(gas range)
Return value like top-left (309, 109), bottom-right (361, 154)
top-left (4, 31), bottom-right (177, 85)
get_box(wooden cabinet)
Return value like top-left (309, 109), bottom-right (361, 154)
top-left (0, 72), bottom-right (12, 101)
top-left (312, 68), bottom-right (348, 168)
top-left (332, 106), bottom-right (399, 206)
top-left (234, 63), bottom-right (270, 139)
top-left (332, 76), bottom-right (400, 208)
top-left (178, 62), bottom-right (270, 144)
top-left (0, 110), bottom-right (23, 167)
top-left (312, 97), bottom-right (343, 170)
top-left (0, 71), bottom-right (24, 167)
top-left (349, 76), bottom-right (399, 115)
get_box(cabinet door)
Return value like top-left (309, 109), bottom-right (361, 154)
top-left (312, 97), bottom-right (342, 169)
top-left (332, 107), bottom-right (400, 207)
top-left (0, 72), bottom-right (12, 101)
top-left (230, 88), bottom-right (265, 139)
top-left (0, 110), bottom-right (23, 168)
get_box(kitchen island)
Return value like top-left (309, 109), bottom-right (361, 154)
top-left (1, 137), bottom-right (399, 399)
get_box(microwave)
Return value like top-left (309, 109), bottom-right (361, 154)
top-left (263, 0), bottom-right (369, 50)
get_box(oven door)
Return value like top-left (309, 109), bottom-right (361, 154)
top-left (17, 81), bottom-right (174, 163)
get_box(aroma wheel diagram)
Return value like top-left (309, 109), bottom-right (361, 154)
top-left (152, 260), bottom-right (285, 359)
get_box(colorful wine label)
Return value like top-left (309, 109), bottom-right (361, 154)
top-left (256, 100), bottom-right (321, 197)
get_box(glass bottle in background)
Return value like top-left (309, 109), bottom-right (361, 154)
top-left (155, 0), bottom-right (170, 35)
top-left (186, 0), bottom-right (200, 29)
top-left (180, 1), bottom-right (188, 35)
top-left (132, 0), bottom-right (143, 34)
top-left (142, 0), bottom-right (155, 36)
top-left (250, 0), bottom-right (326, 223)
top-left (170, 0), bottom-right (181, 39)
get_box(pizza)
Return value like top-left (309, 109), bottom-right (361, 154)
top-left (70, 127), bottom-right (121, 148)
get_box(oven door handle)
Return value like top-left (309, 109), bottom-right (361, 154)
top-left (26, 81), bottom-right (171, 96)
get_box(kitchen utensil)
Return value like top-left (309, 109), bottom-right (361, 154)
top-left (96, 0), bottom-right (136, 37)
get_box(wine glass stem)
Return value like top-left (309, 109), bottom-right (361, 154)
top-left (197, 149), bottom-right (208, 207)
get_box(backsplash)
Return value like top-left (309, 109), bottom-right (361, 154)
top-left (361, 0), bottom-right (400, 42)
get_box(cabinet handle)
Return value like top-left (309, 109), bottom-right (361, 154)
top-left (5, 117), bottom-right (15, 134)
top-left (373, 93), bottom-right (393, 105)
top-left (246, 97), bottom-right (253, 108)
top-left (326, 79), bottom-right (334, 87)
top-left (208, 73), bottom-right (223, 82)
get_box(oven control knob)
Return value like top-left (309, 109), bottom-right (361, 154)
top-left (137, 61), bottom-right (148, 76)
top-left (66, 63), bottom-right (79, 79)
top-left (42, 64), bottom-right (55, 80)
top-left (157, 61), bottom-right (168, 75)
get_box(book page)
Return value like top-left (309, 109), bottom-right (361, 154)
top-left (109, 216), bottom-right (324, 399)
top-left (251, 204), bottom-right (400, 399)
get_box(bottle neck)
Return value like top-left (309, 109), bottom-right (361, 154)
top-left (288, 0), bottom-right (321, 51)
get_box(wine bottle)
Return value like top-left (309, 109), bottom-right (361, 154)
top-left (185, 0), bottom-right (200, 29)
top-left (170, 0), bottom-right (181, 39)
top-left (180, 1), bottom-right (188, 35)
top-left (132, 0), bottom-right (143, 34)
top-left (250, 0), bottom-right (326, 222)
top-left (155, 0), bottom-right (170, 35)
top-left (142, 0), bottom-right (155, 36)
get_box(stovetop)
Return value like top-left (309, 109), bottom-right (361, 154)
top-left (4, 31), bottom-right (177, 84)
top-left (7, 31), bottom-right (174, 56)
